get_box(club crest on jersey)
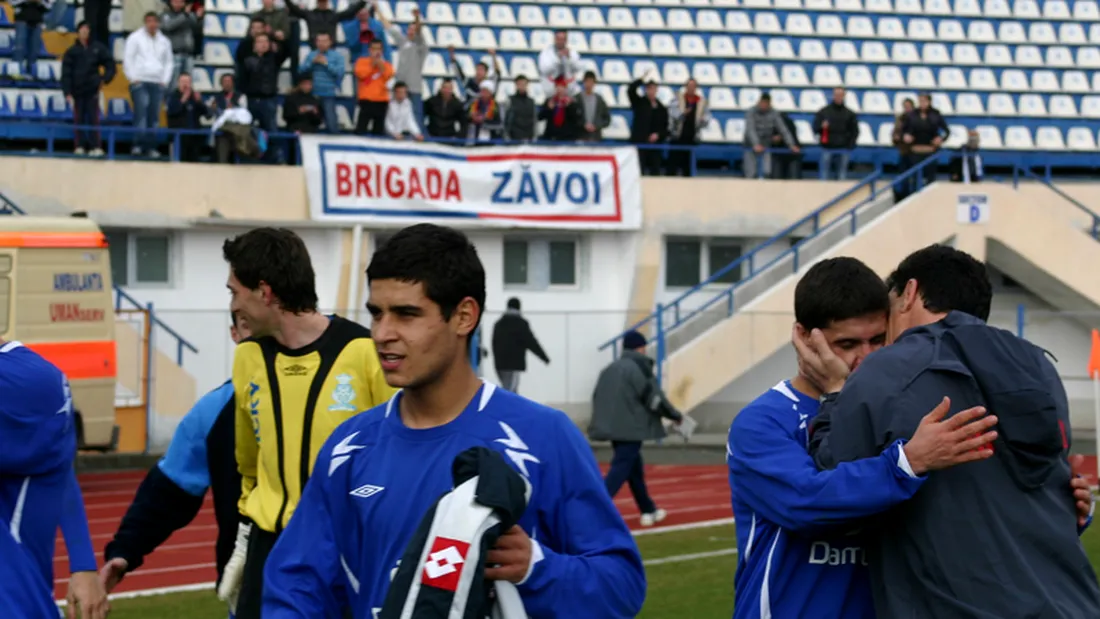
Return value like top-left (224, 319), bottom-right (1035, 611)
top-left (329, 374), bottom-right (357, 412)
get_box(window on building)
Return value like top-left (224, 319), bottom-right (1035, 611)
top-left (502, 238), bottom-right (580, 289)
top-left (664, 236), bottom-right (746, 288)
top-left (104, 229), bottom-right (174, 286)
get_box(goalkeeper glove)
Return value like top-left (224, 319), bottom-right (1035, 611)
top-left (217, 521), bottom-right (252, 613)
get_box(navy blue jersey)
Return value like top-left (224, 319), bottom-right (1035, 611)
top-left (264, 382), bottom-right (645, 619)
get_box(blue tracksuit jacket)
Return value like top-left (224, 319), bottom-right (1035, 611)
top-left (726, 380), bottom-right (926, 619)
top-left (0, 341), bottom-right (93, 616)
top-left (263, 382), bottom-right (645, 619)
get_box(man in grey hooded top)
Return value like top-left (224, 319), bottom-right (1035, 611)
top-left (589, 330), bottom-right (683, 526)
top-left (799, 244), bottom-right (1100, 619)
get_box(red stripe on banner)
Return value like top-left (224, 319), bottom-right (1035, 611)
top-left (464, 153), bottom-right (624, 223)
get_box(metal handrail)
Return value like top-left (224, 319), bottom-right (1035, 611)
top-left (1013, 164), bottom-right (1100, 239)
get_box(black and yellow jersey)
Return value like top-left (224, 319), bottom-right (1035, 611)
top-left (231, 315), bottom-right (397, 533)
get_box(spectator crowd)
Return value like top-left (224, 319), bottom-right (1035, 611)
top-left (39, 0), bottom-right (965, 179)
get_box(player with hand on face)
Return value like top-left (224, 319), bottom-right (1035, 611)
top-left (262, 223), bottom-right (645, 619)
top-left (727, 257), bottom-right (1001, 619)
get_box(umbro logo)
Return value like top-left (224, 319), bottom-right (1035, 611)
top-left (282, 363), bottom-right (309, 376)
top-left (350, 484), bottom-right (384, 499)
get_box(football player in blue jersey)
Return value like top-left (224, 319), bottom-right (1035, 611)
top-left (262, 223), bottom-right (645, 619)
top-left (0, 339), bottom-right (104, 618)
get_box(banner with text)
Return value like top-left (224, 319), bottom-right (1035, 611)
top-left (300, 135), bottom-right (642, 230)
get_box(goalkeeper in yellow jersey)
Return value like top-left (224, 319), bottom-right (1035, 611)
top-left (216, 227), bottom-right (397, 619)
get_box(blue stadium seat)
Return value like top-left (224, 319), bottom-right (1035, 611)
top-left (106, 98), bottom-right (132, 124)
top-left (45, 92), bottom-right (70, 120)
top-left (0, 31), bottom-right (13, 56)
top-left (0, 91), bottom-right (14, 119)
top-left (15, 92), bottom-right (43, 119)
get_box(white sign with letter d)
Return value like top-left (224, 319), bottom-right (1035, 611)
top-left (956, 193), bottom-right (990, 225)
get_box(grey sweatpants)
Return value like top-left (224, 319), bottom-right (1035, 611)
top-left (498, 371), bottom-right (521, 393)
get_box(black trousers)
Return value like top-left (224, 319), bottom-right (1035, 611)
top-left (356, 100), bottom-right (388, 135)
top-left (235, 527), bottom-right (279, 619)
top-left (83, 0), bottom-right (111, 47)
top-left (604, 441), bottom-right (657, 514)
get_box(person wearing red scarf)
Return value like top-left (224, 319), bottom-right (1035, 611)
top-left (670, 79), bottom-right (711, 176)
top-left (539, 78), bottom-right (581, 142)
top-left (466, 80), bottom-right (502, 141)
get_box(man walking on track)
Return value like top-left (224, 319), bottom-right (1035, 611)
top-left (216, 228), bottom-right (396, 619)
top-left (261, 223), bottom-right (645, 619)
top-left (589, 329), bottom-right (684, 527)
top-left (100, 312), bottom-right (252, 601)
top-left (491, 297), bottom-right (549, 394)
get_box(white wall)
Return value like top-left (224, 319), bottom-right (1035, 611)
top-left (128, 227), bottom-right (345, 396)
top-left (125, 226), bottom-right (638, 420)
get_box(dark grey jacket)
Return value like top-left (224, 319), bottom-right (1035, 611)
top-left (160, 8), bottom-right (198, 56)
top-left (588, 350), bottom-right (682, 442)
top-left (810, 311), bottom-right (1100, 619)
top-left (504, 93), bottom-right (537, 141)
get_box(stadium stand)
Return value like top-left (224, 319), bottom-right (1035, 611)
top-left (0, 0), bottom-right (1098, 165)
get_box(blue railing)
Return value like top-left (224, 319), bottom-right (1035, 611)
top-left (1012, 163), bottom-right (1100, 240)
top-left (599, 154), bottom-right (943, 385)
top-left (0, 190), bottom-right (25, 214)
top-left (113, 287), bottom-right (198, 366)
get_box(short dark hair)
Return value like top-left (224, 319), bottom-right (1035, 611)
top-left (77, 20), bottom-right (89, 30)
top-left (794, 257), bottom-right (889, 331)
top-left (366, 224), bottom-right (486, 335)
top-left (760, 92), bottom-right (772, 102)
top-left (393, 80), bottom-right (407, 90)
top-left (507, 297), bottom-right (520, 310)
top-left (885, 244), bottom-right (992, 321)
top-left (514, 74), bottom-right (528, 83)
top-left (583, 70), bottom-right (597, 82)
top-left (250, 16), bottom-right (265, 24)
top-left (178, 71), bottom-right (191, 79)
top-left (144, 11), bottom-right (159, 21)
top-left (315, 31), bottom-right (331, 39)
top-left (370, 39), bottom-right (383, 47)
top-left (223, 228), bottom-right (319, 315)
top-left (476, 61), bottom-right (488, 71)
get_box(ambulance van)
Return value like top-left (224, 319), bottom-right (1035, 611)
top-left (0, 216), bottom-right (118, 450)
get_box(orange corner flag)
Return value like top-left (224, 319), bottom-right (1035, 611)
top-left (1088, 329), bottom-right (1100, 380)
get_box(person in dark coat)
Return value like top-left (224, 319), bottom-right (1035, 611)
top-left (771, 111), bottom-right (802, 180)
top-left (61, 20), bottom-right (116, 156)
top-left (900, 92), bottom-right (950, 191)
top-left (423, 79), bottom-right (465, 139)
top-left (949, 129), bottom-right (984, 184)
top-left (286, 0), bottom-right (365, 47)
top-left (238, 33), bottom-right (288, 160)
top-left (576, 70), bottom-right (611, 142)
top-left (503, 74), bottom-right (537, 142)
top-left (588, 330), bottom-right (683, 527)
top-left (490, 297), bottom-right (549, 394)
top-left (813, 87), bottom-right (860, 180)
top-left (281, 74), bottom-right (322, 135)
top-left (538, 78), bottom-right (582, 142)
top-left (165, 71), bottom-right (210, 162)
top-left (627, 77), bottom-right (669, 176)
top-left (798, 244), bottom-right (1100, 619)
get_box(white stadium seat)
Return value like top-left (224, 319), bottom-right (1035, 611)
top-left (987, 93), bottom-right (1017, 116)
top-left (1047, 46), bottom-right (1076, 68)
top-left (976, 125), bottom-right (1004, 149)
top-left (726, 11), bottom-right (753, 32)
top-left (663, 61), bottom-right (690, 84)
top-left (1063, 71), bottom-right (1091, 93)
top-left (602, 59), bottom-right (631, 83)
top-left (697, 10), bottom-right (723, 30)
top-left (1082, 96), bottom-right (1100, 118)
top-left (944, 123), bottom-right (969, 148)
top-left (955, 92), bottom-right (985, 115)
top-left (722, 63), bottom-right (751, 86)
top-left (938, 67), bottom-right (967, 89)
top-left (907, 18), bottom-right (936, 40)
top-left (857, 121), bottom-right (876, 145)
top-left (499, 29), bottom-right (529, 52)
top-left (938, 19), bottom-right (966, 41)
top-left (1015, 0), bottom-right (1041, 18)
top-left (637, 8), bottom-right (666, 29)
top-left (1079, 47), bottom-right (1100, 69)
top-left (861, 41), bottom-right (890, 63)
top-left (781, 64), bottom-right (810, 86)
top-left (1061, 23), bottom-right (1087, 45)
top-left (709, 35), bottom-right (736, 57)
top-left (968, 21), bottom-right (996, 42)
top-left (952, 44), bottom-right (981, 65)
top-left (984, 0), bottom-right (1011, 17)
top-left (931, 92), bottom-right (954, 114)
top-left (830, 40), bottom-right (858, 62)
top-left (848, 16), bottom-right (876, 38)
top-left (907, 67), bottom-right (936, 89)
top-left (651, 34), bottom-right (678, 56)
top-left (739, 88), bottom-right (763, 110)
top-left (845, 65), bottom-right (874, 87)
top-left (923, 43), bottom-right (950, 64)
top-left (955, 0), bottom-right (981, 15)
top-left (608, 8), bottom-right (635, 29)
top-left (577, 7), bottom-right (605, 28)
top-left (457, 3), bottom-right (486, 26)
top-left (668, 9), bottom-right (695, 30)
top-left (800, 40), bottom-right (828, 61)
top-left (877, 122), bottom-right (897, 146)
top-left (998, 22), bottom-right (1027, 43)
top-left (1049, 95), bottom-right (1078, 117)
top-left (875, 66), bottom-right (905, 88)
top-left (754, 12), bottom-right (783, 34)
top-left (1029, 22), bottom-right (1057, 44)
top-left (709, 87), bottom-right (737, 110)
top-left (694, 62), bottom-right (721, 86)
top-left (1000, 69), bottom-right (1030, 91)
top-left (771, 89), bottom-right (797, 112)
top-left (1018, 94), bottom-right (1048, 117)
top-left (969, 68), bottom-right (998, 90)
top-left (621, 33), bottom-right (649, 55)
top-left (548, 6), bottom-right (577, 28)
top-left (984, 44), bottom-right (1013, 66)
top-left (1035, 127), bottom-right (1065, 150)
top-left (895, 0), bottom-right (921, 13)
top-left (813, 64), bottom-right (843, 86)
top-left (799, 89), bottom-right (827, 111)
top-left (589, 32), bottom-right (618, 54)
top-left (739, 37), bottom-right (767, 58)
top-left (786, 14), bottom-right (815, 36)
top-left (1015, 45), bottom-right (1043, 67)
top-left (862, 90), bottom-right (892, 114)
top-left (892, 42), bottom-right (920, 64)
top-left (817, 15), bottom-right (845, 36)
top-left (1003, 126), bottom-right (1034, 149)
top-left (1067, 127), bottom-right (1098, 150)
top-left (1032, 70), bottom-right (1059, 92)
top-left (877, 17), bottom-right (905, 39)
top-left (468, 28), bottom-right (498, 50)
top-left (926, 0), bottom-right (952, 14)
top-left (752, 64), bottom-right (780, 87)
top-left (725, 118), bottom-right (746, 143)
top-left (767, 39), bottom-right (796, 60)
top-left (1075, 1), bottom-right (1100, 20)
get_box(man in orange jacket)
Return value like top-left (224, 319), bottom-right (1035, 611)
top-left (354, 39), bottom-right (393, 135)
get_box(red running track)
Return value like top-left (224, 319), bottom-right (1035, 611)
top-left (52, 463), bottom-right (735, 600)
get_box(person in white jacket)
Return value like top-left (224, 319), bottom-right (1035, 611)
top-left (123, 11), bottom-right (173, 157)
top-left (385, 81), bottom-right (422, 141)
top-left (537, 29), bottom-right (581, 96)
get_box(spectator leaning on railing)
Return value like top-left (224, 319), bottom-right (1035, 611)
top-left (743, 92), bottom-right (798, 179)
top-left (892, 98), bottom-right (915, 201)
top-left (123, 12), bottom-right (173, 158)
top-left (165, 71), bottom-right (210, 163)
top-left (628, 72), bottom-right (669, 177)
top-left (61, 20), bottom-right (115, 157)
top-left (540, 77), bottom-right (582, 142)
top-left (353, 39), bottom-right (393, 135)
top-left (423, 79), bottom-right (464, 139)
top-left (282, 74), bottom-right (323, 137)
top-left (949, 130), bottom-right (983, 184)
top-left (772, 110), bottom-right (802, 180)
top-left (380, 6), bottom-right (427, 129)
top-left (813, 87), bottom-right (860, 181)
top-left (504, 74), bottom-right (537, 142)
top-left (668, 78), bottom-right (710, 177)
top-left (302, 32), bottom-right (345, 134)
top-left (385, 81), bottom-right (422, 141)
top-left (900, 92), bottom-right (950, 190)
top-left (161, 0), bottom-right (202, 94)
top-left (576, 70), bottom-right (611, 142)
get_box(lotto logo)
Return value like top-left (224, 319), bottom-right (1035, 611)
top-left (422, 537), bottom-right (470, 592)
